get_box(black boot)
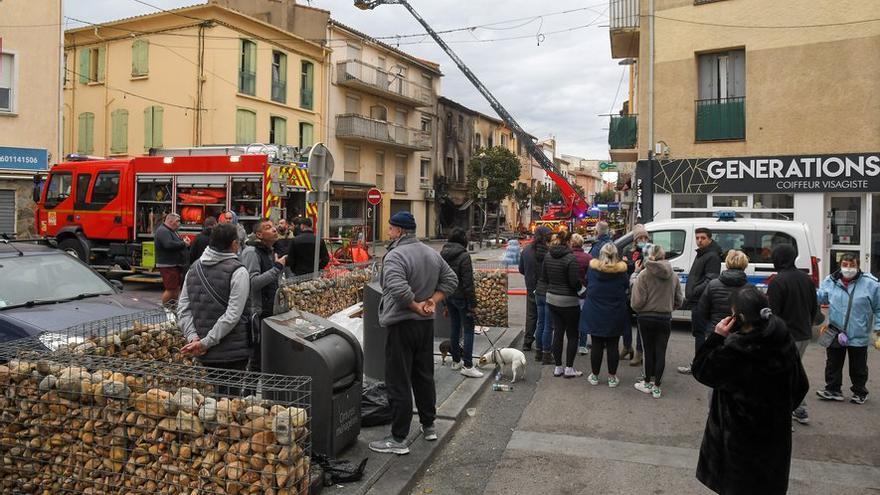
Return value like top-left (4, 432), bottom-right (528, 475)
top-left (534, 348), bottom-right (543, 362)
top-left (542, 351), bottom-right (553, 365)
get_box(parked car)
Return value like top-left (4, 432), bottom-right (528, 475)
top-left (614, 215), bottom-right (819, 320)
top-left (0, 240), bottom-right (159, 343)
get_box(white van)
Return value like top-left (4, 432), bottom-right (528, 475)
top-left (614, 215), bottom-right (819, 320)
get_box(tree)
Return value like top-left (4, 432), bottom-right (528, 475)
top-left (512, 182), bottom-right (531, 228)
top-left (467, 146), bottom-right (520, 237)
top-left (593, 189), bottom-right (616, 204)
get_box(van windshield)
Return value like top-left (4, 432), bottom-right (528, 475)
top-left (45, 172), bottom-right (73, 207)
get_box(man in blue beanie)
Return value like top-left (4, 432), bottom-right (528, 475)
top-left (369, 211), bottom-right (459, 455)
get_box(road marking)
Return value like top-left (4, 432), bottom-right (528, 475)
top-left (507, 430), bottom-right (880, 489)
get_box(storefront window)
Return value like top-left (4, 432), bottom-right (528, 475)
top-left (753, 193), bottom-right (794, 209)
top-left (712, 195), bottom-right (748, 208)
top-left (830, 196), bottom-right (860, 245)
top-left (671, 194), bottom-right (707, 208)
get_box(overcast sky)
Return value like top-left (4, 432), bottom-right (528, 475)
top-left (65, 0), bottom-right (624, 159)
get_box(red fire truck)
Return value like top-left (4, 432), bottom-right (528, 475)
top-left (35, 148), bottom-right (315, 275)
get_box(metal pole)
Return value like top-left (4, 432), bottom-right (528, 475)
top-left (372, 204), bottom-right (377, 259)
top-left (313, 198), bottom-right (322, 276)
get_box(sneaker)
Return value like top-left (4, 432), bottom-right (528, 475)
top-left (564, 367), bottom-right (583, 378)
top-left (577, 346), bottom-right (589, 355)
top-left (420, 424), bottom-right (438, 441)
top-left (791, 407), bottom-right (810, 424)
top-left (451, 361), bottom-right (463, 371)
top-left (553, 366), bottom-right (564, 377)
top-left (634, 381), bottom-right (654, 394)
top-left (677, 365), bottom-right (692, 375)
top-left (460, 366), bottom-right (484, 378)
top-left (369, 436), bottom-right (409, 454)
top-left (652, 386), bottom-right (662, 399)
top-left (816, 389), bottom-right (845, 402)
top-left (587, 373), bottom-right (599, 386)
top-left (850, 395), bottom-right (867, 405)
top-left (608, 376), bottom-right (620, 388)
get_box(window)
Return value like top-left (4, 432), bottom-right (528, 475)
top-left (269, 116), bottom-right (287, 145)
top-left (344, 146), bottom-right (360, 182)
top-left (1, 53), bottom-right (14, 112)
top-left (488, 134), bottom-right (494, 148)
top-left (347, 44), bottom-right (362, 61)
top-left (63, 52), bottom-right (70, 88)
top-left (271, 51), bottom-right (287, 104)
top-left (45, 172), bottom-right (72, 207)
top-left (421, 73), bottom-right (432, 89)
top-left (753, 194), bottom-right (794, 209)
top-left (77, 112), bottom-right (95, 154)
top-left (131, 39), bottom-right (149, 77)
top-left (457, 159), bottom-right (465, 183)
top-left (144, 106), bottom-right (163, 150)
top-left (420, 115), bottom-right (431, 133)
top-left (370, 105), bottom-right (387, 121)
top-left (501, 134), bottom-right (507, 148)
top-left (376, 151), bottom-right (385, 189)
top-left (300, 61), bottom-right (314, 110)
top-left (110, 109), bottom-right (129, 154)
top-left (236, 108), bottom-right (256, 144)
top-left (457, 115), bottom-right (464, 130)
top-left (420, 157), bottom-right (431, 183)
top-left (650, 230), bottom-right (687, 260)
top-left (78, 46), bottom-right (104, 84)
top-left (299, 122), bottom-right (314, 148)
top-left (391, 65), bottom-right (406, 94)
top-left (345, 95), bottom-right (361, 114)
top-left (394, 155), bottom-right (407, 192)
top-left (75, 174), bottom-right (92, 204)
top-left (752, 232), bottom-right (796, 264)
top-left (444, 157), bottom-right (453, 180)
top-left (239, 39), bottom-right (256, 95)
top-left (395, 109), bottom-right (407, 126)
top-left (712, 195), bottom-right (748, 208)
top-left (696, 49), bottom-right (745, 141)
top-left (671, 194), bottom-right (707, 209)
top-left (91, 172), bottom-right (120, 204)
top-left (474, 133), bottom-right (482, 151)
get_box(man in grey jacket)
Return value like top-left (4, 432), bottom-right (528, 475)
top-left (155, 213), bottom-right (190, 306)
top-left (178, 223), bottom-right (252, 374)
top-left (369, 212), bottom-right (458, 455)
top-left (240, 219), bottom-right (287, 371)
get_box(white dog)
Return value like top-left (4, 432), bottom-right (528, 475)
top-left (478, 348), bottom-right (528, 383)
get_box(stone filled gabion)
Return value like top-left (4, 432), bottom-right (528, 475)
top-left (0, 358), bottom-right (311, 495)
top-left (280, 267), bottom-right (373, 318)
top-left (53, 320), bottom-right (194, 366)
top-left (474, 270), bottom-right (508, 327)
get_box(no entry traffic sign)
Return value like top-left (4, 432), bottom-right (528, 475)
top-left (367, 188), bottom-right (382, 205)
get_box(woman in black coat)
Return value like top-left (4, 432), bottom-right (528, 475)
top-left (440, 228), bottom-right (482, 378)
top-left (693, 286), bottom-right (809, 495)
top-left (696, 250), bottom-right (751, 329)
top-left (541, 230), bottom-right (586, 378)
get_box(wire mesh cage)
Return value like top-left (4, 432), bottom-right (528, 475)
top-left (473, 260), bottom-right (509, 327)
top-left (0, 348), bottom-right (312, 495)
top-left (276, 261), bottom-right (377, 318)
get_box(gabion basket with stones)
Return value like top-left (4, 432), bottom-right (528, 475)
top-left (276, 262), bottom-right (376, 318)
top-left (0, 343), bottom-right (312, 495)
top-left (473, 262), bottom-right (509, 328)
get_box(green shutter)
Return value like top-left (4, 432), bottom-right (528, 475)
top-left (78, 49), bottom-right (89, 84)
top-left (153, 106), bottom-right (163, 148)
top-left (111, 109), bottom-right (129, 154)
top-left (144, 107), bottom-right (153, 150)
top-left (300, 61), bottom-right (314, 110)
top-left (236, 109), bottom-right (256, 144)
top-left (272, 118), bottom-right (287, 145)
top-left (97, 46), bottom-right (106, 83)
top-left (299, 122), bottom-right (313, 148)
top-left (279, 54), bottom-right (287, 85)
top-left (132, 40), bottom-right (148, 76)
top-left (143, 106), bottom-right (162, 150)
top-left (78, 112), bottom-right (94, 154)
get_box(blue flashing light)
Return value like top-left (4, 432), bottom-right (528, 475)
top-left (714, 210), bottom-right (738, 221)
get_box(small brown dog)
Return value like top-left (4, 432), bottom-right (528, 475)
top-left (439, 340), bottom-right (452, 365)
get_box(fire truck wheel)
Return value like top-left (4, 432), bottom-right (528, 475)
top-left (58, 237), bottom-right (88, 261)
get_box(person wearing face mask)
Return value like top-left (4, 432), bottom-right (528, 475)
top-left (619, 224), bottom-right (649, 365)
top-left (815, 253), bottom-right (880, 404)
top-left (692, 286), bottom-right (808, 495)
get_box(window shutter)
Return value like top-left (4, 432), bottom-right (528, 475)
top-left (247, 41), bottom-right (256, 73)
top-left (111, 109), bottom-right (128, 153)
top-left (144, 107), bottom-right (153, 150)
top-left (132, 40), bottom-right (149, 76)
top-left (84, 113), bottom-right (94, 154)
top-left (728, 50), bottom-right (746, 98)
top-left (79, 49), bottom-right (89, 84)
top-left (279, 53), bottom-right (287, 84)
top-left (275, 118), bottom-right (287, 145)
top-left (236, 109), bottom-right (256, 144)
top-left (97, 46), bottom-right (106, 83)
top-left (153, 106), bottom-right (163, 148)
top-left (698, 53), bottom-right (716, 100)
top-left (78, 113), bottom-right (87, 153)
top-left (300, 122), bottom-right (314, 148)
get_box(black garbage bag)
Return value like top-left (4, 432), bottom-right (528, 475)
top-left (313, 454), bottom-right (368, 486)
top-left (361, 381), bottom-right (392, 427)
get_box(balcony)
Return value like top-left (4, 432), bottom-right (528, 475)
top-left (336, 114), bottom-right (431, 151)
top-left (608, 114), bottom-right (638, 162)
top-left (239, 70), bottom-right (256, 96)
top-left (609, 0), bottom-right (640, 59)
top-left (336, 59), bottom-right (435, 107)
top-left (271, 80), bottom-right (286, 104)
top-left (695, 97), bottom-right (745, 141)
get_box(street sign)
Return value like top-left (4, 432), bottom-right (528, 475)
top-left (599, 161), bottom-right (617, 171)
top-left (477, 177), bottom-right (489, 191)
top-left (307, 143), bottom-right (334, 190)
top-left (367, 188), bottom-right (382, 205)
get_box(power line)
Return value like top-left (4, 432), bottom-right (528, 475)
top-left (608, 68), bottom-right (626, 115)
top-left (64, 67), bottom-right (204, 110)
top-left (649, 13), bottom-right (880, 29)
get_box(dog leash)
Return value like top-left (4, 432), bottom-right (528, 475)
top-left (481, 326), bottom-right (506, 368)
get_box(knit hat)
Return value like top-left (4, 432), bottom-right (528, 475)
top-left (632, 223), bottom-right (648, 240)
top-left (389, 211), bottom-right (416, 230)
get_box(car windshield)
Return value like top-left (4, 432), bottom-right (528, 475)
top-left (0, 253), bottom-right (114, 308)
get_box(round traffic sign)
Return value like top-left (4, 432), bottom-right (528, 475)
top-left (477, 177), bottom-right (489, 191)
top-left (367, 188), bottom-right (382, 205)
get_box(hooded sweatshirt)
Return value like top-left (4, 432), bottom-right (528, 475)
top-left (630, 259), bottom-right (683, 317)
top-left (767, 244), bottom-right (818, 342)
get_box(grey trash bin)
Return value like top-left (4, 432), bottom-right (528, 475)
top-left (262, 309), bottom-right (363, 456)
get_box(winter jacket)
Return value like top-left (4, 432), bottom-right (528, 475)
top-left (697, 269), bottom-right (750, 328)
top-left (274, 231), bottom-right (295, 257)
top-left (177, 247), bottom-right (251, 363)
top-left (685, 240), bottom-right (723, 308)
top-left (571, 246), bottom-right (592, 282)
top-left (379, 235), bottom-right (458, 327)
top-left (542, 245), bottom-right (586, 307)
top-left (518, 243), bottom-right (538, 292)
top-left (630, 259), bottom-right (683, 317)
top-left (189, 228), bottom-right (212, 265)
top-left (533, 242), bottom-right (550, 297)
top-left (286, 230), bottom-right (331, 276)
top-left (767, 244), bottom-right (819, 342)
top-left (441, 242), bottom-right (477, 309)
top-left (154, 223), bottom-right (188, 267)
top-left (817, 269), bottom-right (880, 347)
top-left (693, 317), bottom-right (809, 495)
top-left (241, 241), bottom-right (283, 317)
top-left (588, 234), bottom-right (612, 258)
top-left (580, 259), bottom-right (629, 337)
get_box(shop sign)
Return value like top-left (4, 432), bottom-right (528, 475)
top-left (642, 153), bottom-right (880, 194)
top-left (0, 147), bottom-right (49, 171)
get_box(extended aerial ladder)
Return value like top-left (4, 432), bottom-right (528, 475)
top-left (355, 0), bottom-right (590, 220)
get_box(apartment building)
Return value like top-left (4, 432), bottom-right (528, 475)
top-left (436, 97), bottom-right (477, 234)
top-left (559, 155), bottom-right (604, 202)
top-left (610, 0), bottom-right (880, 276)
top-left (0, 0), bottom-right (62, 236)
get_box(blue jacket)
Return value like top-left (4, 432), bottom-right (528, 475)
top-left (580, 259), bottom-right (629, 337)
top-left (518, 243), bottom-right (538, 292)
top-left (588, 234), bottom-right (612, 259)
top-left (817, 270), bottom-right (880, 347)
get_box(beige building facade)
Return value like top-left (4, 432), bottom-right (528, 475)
top-left (0, 0), bottom-right (63, 236)
top-left (63, 4), bottom-right (326, 164)
top-left (611, 0), bottom-right (880, 276)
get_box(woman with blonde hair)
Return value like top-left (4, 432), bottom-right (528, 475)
top-left (696, 250), bottom-right (752, 333)
top-left (580, 242), bottom-right (629, 387)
